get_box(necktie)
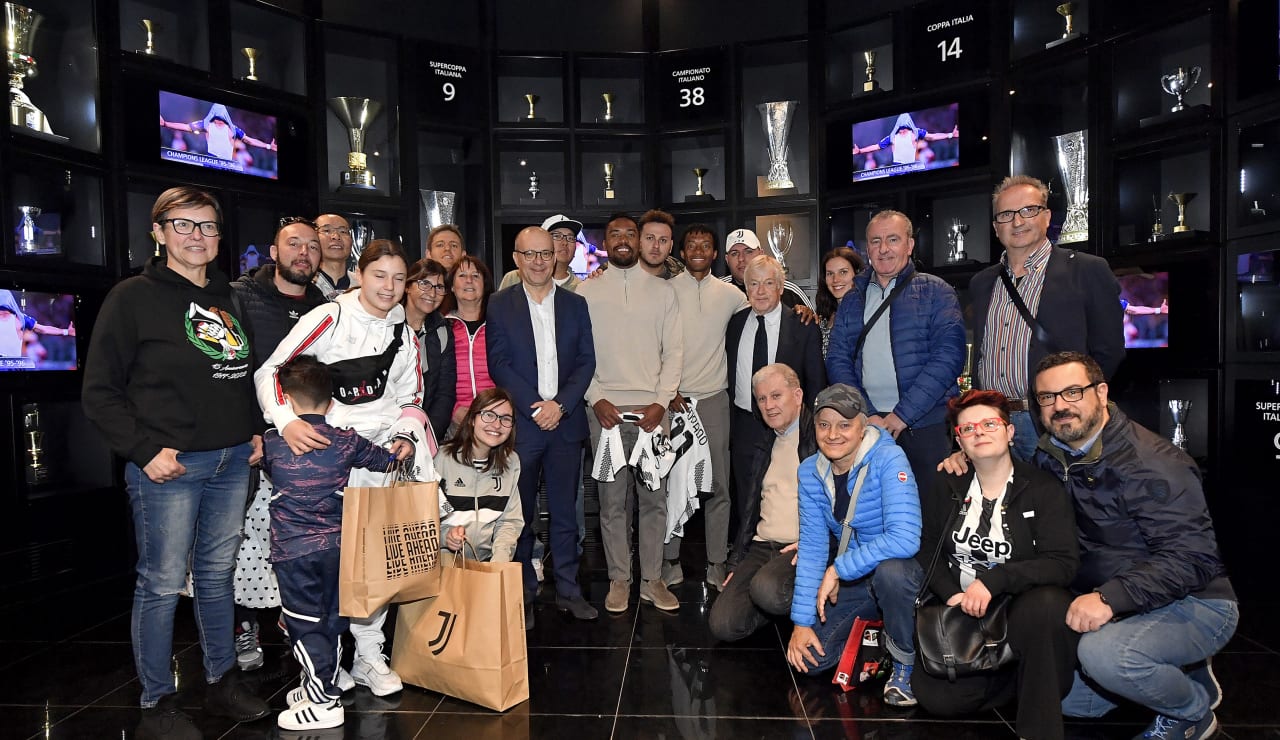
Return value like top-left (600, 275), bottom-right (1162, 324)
top-left (752, 315), bottom-right (768, 376)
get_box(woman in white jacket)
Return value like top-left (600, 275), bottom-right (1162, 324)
top-left (254, 239), bottom-right (435, 697)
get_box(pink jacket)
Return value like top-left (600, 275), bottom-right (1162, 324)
top-left (447, 314), bottom-right (495, 417)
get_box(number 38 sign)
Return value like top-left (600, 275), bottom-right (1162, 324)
top-left (659, 47), bottom-right (726, 124)
top-left (909, 0), bottom-right (990, 90)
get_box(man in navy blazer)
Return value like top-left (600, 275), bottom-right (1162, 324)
top-left (725, 254), bottom-right (826, 530)
top-left (487, 226), bottom-right (598, 623)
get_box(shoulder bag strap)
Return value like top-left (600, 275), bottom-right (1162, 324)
top-left (835, 460), bottom-right (872, 556)
top-left (852, 274), bottom-right (914, 359)
top-left (997, 269), bottom-right (1056, 351)
top-left (915, 496), bottom-right (963, 606)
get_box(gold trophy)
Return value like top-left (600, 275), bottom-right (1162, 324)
top-left (602, 92), bottom-right (615, 122)
top-left (242, 47), bottom-right (259, 81)
top-left (687, 167), bottom-right (714, 203)
top-left (23, 403), bottom-right (46, 485)
top-left (862, 51), bottom-right (881, 93)
top-left (524, 93), bottom-right (540, 121)
top-left (1046, 2), bottom-right (1083, 49)
top-left (1168, 192), bottom-right (1196, 233)
top-left (6, 2), bottom-right (62, 138)
top-left (603, 163), bottom-right (616, 200)
top-left (138, 18), bottom-right (161, 55)
top-left (693, 168), bottom-right (708, 196)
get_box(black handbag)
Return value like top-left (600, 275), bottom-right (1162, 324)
top-left (913, 503), bottom-right (1017, 682)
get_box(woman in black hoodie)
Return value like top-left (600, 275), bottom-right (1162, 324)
top-left (82, 187), bottom-right (268, 739)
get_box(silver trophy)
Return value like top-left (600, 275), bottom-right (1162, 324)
top-left (1168, 399), bottom-right (1192, 451)
top-left (6, 2), bottom-right (59, 136)
top-left (757, 101), bottom-right (798, 190)
top-left (327, 97), bottom-right (384, 190)
top-left (1053, 130), bottom-right (1089, 244)
top-left (1149, 195), bottom-right (1165, 242)
top-left (528, 171), bottom-right (540, 199)
top-left (947, 218), bottom-right (969, 263)
top-left (1160, 66), bottom-right (1201, 113)
top-left (15, 205), bottom-right (39, 254)
top-left (766, 221), bottom-right (794, 276)
top-left (419, 190), bottom-right (456, 230)
top-left (350, 219), bottom-right (373, 268)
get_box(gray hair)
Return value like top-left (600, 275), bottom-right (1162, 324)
top-left (866, 209), bottom-right (914, 240)
top-left (744, 253), bottom-right (785, 285)
top-left (992, 175), bottom-right (1049, 212)
top-left (751, 362), bottom-right (800, 392)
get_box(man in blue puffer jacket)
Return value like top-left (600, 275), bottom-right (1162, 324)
top-left (826, 210), bottom-right (966, 487)
top-left (788, 384), bottom-right (924, 707)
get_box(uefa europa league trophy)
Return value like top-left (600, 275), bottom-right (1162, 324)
top-left (861, 51), bottom-right (881, 94)
top-left (6, 2), bottom-right (59, 137)
top-left (601, 92), bottom-right (615, 122)
top-left (602, 163), bottom-right (616, 200)
top-left (524, 93), bottom-right (540, 121)
top-left (23, 403), bottom-right (46, 485)
top-left (15, 205), bottom-right (39, 254)
top-left (1160, 66), bottom-right (1201, 113)
top-left (242, 48), bottom-right (259, 81)
top-left (138, 19), bottom-right (161, 55)
top-left (328, 97), bottom-right (383, 191)
top-left (766, 221), bottom-right (794, 276)
top-left (1168, 399), bottom-right (1192, 451)
top-left (419, 189), bottom-right (456, 230)
top-left (758, 101), bottom-right (798, 190)
top-left (528, 171), bottom-right (540, 199)
top-left (947, 218), bottom-right (969, 263)
top-left (1168, 192), bottom-right (1196, 233)
top-left (1053, 130), bottom-right (1089, 244)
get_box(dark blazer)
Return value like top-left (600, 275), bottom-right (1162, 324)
top-left (728, 406), bottom-right (817, 569)
top-left (486, 282), bottom-right (596, 444)
top-left (969, 245), bottom-right (1125, 387)
top-left (917, 459), bottom-right (1078, 601)
top-left (726, 305), bottom-right (827, 411)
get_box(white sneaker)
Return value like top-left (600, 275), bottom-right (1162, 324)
top-left (277, 698), bottom-right (344, 730)
top-left (351, 655), bottom-right (403, 696)
top-left (286, 686), bottom-right (305, 707)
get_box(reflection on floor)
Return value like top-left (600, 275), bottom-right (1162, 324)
top-left (1, 534), bottom-right (1278, 740)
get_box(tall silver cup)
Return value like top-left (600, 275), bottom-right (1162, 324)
top-left (758, 101), bottom-right (798, 190)
top-left (328, 97), bottom-right (384, 190)
top-left (5, 2), bottom-right (56, 135)
top-left (1168, 399), bottom-right (1192, 451)
top-left (1053, 130), bottom-right (1089, 244)
top-left (419, 190), bottom-right (456, 230)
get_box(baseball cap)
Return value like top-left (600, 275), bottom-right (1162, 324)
top-left (814, 384), bottom-right (868, 419)
top-left (725, 228), bottom-right (761, 253)
top-left (541, 214), bottom-right (583, 236)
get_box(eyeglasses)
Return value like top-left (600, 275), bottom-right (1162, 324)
top-left (159, 218), bottom-right (221, 237)
top-left (955, 417), bottom-right (1008, 438)
top-left (993, 205), bottom-right (1048, 224)
top-left (278, 216), bottom-right (316, 229)
top-left (479, 409), bottom-right (515, 428)
top-left (726, 247), bottom-right (760, 259)
top-left (318, 226), bottom-right (351, 237)
top-left (1034, 382), bottom-right (1099, 407)
top-left (549, 232), bottom-right (576, 243)
top-left (415, 280), bottom-right (448, 293)
top-left (515, 249), bottom-right (554, 261)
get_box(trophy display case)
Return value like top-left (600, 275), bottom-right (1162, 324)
top-left (4, 157), bottom-right (105, 268)
top-left (578, 137), bottom-right (645, 209)
top-left (1110, 141), bottom-right (1215, 252)
top-left (577, 56), bottom-right (645, 127)
top-left (418, 132), bottom-right (486, 256)
top-left (496, 137), bottom-right (567, 208)
top-left (825, 17), bottom-right (894, 101)
top-left (1110, 16), bottom-right (1215, 134)
top-left (749, 209), bottom-right (815, 287)
top-left (6, 0), bottom-right (100, 151)
top-left (659, 133), bottom-right (726, 207)
top-left (1230, 241), bottom-right (1280, 356)
top-left (323, 27), bottom-right (399, 197)
top-left (496, 55), bottom-right (565, 125)
top-left (911, 190), bottom-right (993, 268)
top-left (119, 0), bottom-right (210, 71)
top-left (1228, 109), bottom-right (1280, 238)
top-left (1223, 367), bottom-right (1280, 491)
top-left (1110, 375), bottom-right (1214, 463)
top-left (1011, 0), bottom-right (1089, 59)
top-left (741, 40), bottom-right (811, 199)
top-left (11, 397), bottom-right (113, 499)
top-left (229, 0), bottom-right (307, 97)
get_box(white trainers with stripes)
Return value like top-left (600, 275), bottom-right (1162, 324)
top-left (277, 698), bottom-right (344, 730)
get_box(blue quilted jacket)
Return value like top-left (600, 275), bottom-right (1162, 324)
top-left (826, 263), bottom-right (966, 428)
top-left (791, 426), bottom-right (922, 627)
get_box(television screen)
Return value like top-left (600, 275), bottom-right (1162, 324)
top-left (851, 102), bottom-right (960, 182)
top-left (0, 289), bottom-right (77, 371)
top-left (158, 91), bottom-right (279, 179)
top-left (1117, 271), bottom-right (1170, 349)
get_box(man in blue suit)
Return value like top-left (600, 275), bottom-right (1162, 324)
top-left (488, 226), bottom-right (599, 624)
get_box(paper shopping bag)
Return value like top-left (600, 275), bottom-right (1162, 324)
top-left (832, 617), bottom-right (888, 692)
top-left (391, 555), bottom-right (529, 711)
top-left (339, 479), bottom-right (442, 619)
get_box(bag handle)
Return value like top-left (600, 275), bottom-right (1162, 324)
top-left (915, 494), bottom-right (963, 608)
top-left (380, 458), bottom-right (416, 487)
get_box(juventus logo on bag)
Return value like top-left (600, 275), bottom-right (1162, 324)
top-left (427, 609), bottom-right (457, 655)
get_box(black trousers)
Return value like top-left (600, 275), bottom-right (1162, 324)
top-left (707, 540), bottom-right (794, 643)
top-left (728, 406), bottom-right (769, 537)
top-left (912, 585), bottom-right (1080, 740)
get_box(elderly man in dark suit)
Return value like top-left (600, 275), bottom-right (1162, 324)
top-left (487, 226), bottom-right (598, 625)
top-left (726, 254), bottom-right (825, 531)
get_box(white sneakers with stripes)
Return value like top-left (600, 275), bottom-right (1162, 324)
top-left (277, 697), bottom-right (343, 730)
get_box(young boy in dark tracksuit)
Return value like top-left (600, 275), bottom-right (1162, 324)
top-left (263, 355), bottom-right (399, 731)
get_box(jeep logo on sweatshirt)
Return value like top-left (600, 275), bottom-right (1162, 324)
top-left (185, 302), bottom-right (249, 362)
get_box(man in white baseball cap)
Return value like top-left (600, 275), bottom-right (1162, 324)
top-left (499, 214), bottom-right (584, 292)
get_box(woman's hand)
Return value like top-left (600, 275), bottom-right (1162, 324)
top-left (445, 526), bottom-right (466, 552)
top-left (959, 580), bottom-right (993, 618)
top-left (388, 439), bottom-right (415, 461)
top-left (143, 448), bottom-right (186, 483)
top-left (282, 419), bottom-right (331, 455)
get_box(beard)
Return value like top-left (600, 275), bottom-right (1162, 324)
top-left (277, 261), bottom-right (317, 286)
top-left (1049, 403), bottom-right (1104, 445)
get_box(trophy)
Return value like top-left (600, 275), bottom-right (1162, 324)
top-left (242, 48), bottom-right (259, 81)
top-left (766, 221), bottom-right (794, 276)
top-left (15, 205), bottom-right (39, 254)
top-left (601, 92), bottom-right (615, 122)
top-left (350, 220), bottom-right (372, 269)
top-left (603, 163), bottom-right (616, 200)
top-left (138, 19), bottom-right (161, 55)
top-left (861, 51), bottom-right (881, 94)
top-left (1160, 66), bottom-right (1202, 114)
top-left (528, 171), bottom-right (540, 199)
top-left (1250, 200), bottom-right (1268, 218)
top-left (1052, 130), bottom-right (1089, 244)
top-left (693, 168), bottom-right (708, 196)
top-left (757, 101), bottom-right (798, 190)
top-left (1047, 2), bottom-right (1083, 48)
top-left (419, 190), bottom-right (456, 230)
top-left (23, 403), bottom-right (46, 486)
top-left (1168, 399), bottom-right (1192, 451)
top-left (1149, 195), bottom-right (1165, 242)
top-left (524, 93), bottom-right (540, 121)
top-left (1168, 192), bottom-right (1196, 233)
top-left (6, 2), bottom-right (60, 137)
top-left (327, 97), bottom-right (384, 191)
top-left (946, 218), bottom-right (969, 263)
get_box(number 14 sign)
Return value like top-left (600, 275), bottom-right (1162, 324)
top-left (909, 0), bottom-right (990, 90)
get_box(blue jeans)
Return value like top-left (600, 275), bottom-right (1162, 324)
top-left (1062, 596), bottom-right (1239, 721)
top-left (1010, 410), bottom-right (1040, 461)
top-left (807, 557), bottom-right (923, 673)
top-left (127, 443), bottom-right (252, 707)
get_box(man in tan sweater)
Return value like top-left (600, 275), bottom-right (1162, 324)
top-left (578, 212), bottom-right (684, 613)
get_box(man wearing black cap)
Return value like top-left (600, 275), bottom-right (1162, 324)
top-left (500, 214), bottom-right (584, 293)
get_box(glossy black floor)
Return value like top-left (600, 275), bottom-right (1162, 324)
top-left (2, 532), bottom-right (1279, 740)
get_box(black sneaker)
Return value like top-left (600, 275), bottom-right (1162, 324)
top-left (137, 695), bottom-right (200, 740)
top-left (204, 668), bottom-right (270, 722)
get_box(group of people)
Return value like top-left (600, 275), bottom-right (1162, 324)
top-left (81, 174), bottom-right (1236, 740)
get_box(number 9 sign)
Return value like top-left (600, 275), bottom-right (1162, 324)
top-left (442, 82), bottom-right (456, 102)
